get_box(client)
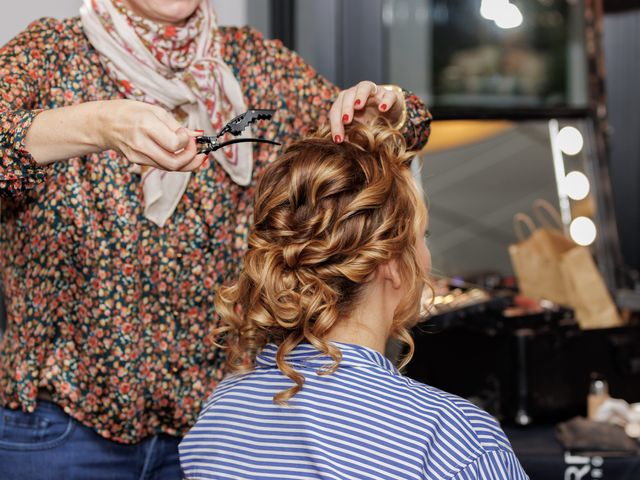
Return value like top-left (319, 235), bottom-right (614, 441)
top-left (179, 122), bottom-right (529, 480)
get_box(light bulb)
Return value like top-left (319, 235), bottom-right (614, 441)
top-left (564, 171), bottom-right (590, 200)
top-left (570, 217), bottom-right (597, 246)
top-left (558, 126), bottom-right (584, 155)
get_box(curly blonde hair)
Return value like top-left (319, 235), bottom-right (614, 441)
top-left (213, 121), bottom-right (428, 404)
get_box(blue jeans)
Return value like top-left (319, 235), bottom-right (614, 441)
top-left (0, 401), bottom-right (183, 480)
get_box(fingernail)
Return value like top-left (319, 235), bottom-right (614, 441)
top-left (342, 114), bottom-right (349, 123)
top-left (334, 135), bottom-right (342, 143)
top-left (195, 129), bottom-right (204, 134)
top-left (355, 99), bottom-right (362, 106)
top-left (380, 104), bottom-right (388, 111)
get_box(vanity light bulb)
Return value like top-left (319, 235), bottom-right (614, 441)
top-left (557, 126), bottom-right (584, 156)
top-left (570, 217), bottom-right (597, 246)
top-left (564, 171), bottom-right (590, 200)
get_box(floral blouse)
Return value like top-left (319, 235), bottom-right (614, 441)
top-left (0, 17), bottom-right (432, 443)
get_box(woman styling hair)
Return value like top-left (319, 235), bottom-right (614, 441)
top-left (0, 0), bottom-right (431, 477)
top-left (180, 122), bottom-right (528, 480)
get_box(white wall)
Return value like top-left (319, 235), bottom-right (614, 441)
top-left (211, 0), bottom-right (248, 27)
top-left (0, 1), bottom-right (82, 46)
top-left (0, 0), bottom-right (249, 46)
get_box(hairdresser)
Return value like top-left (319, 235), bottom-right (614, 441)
top-left (0, 0), bottom-right (431, 477)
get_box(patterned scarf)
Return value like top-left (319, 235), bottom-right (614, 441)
top-left (80, 0), bottom-right (253, 227)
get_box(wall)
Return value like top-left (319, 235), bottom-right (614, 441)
top-left (0, 0), bottom-right (250, 46)
top-left (604, 9), bottom-right (640, 272)
top-left (0, 1), bottom-right (82, 46)
top-left (294, 0), bottom-right (340, 84)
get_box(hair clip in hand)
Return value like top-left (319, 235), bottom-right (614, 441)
top-left (196, 109), bottom-right (281, 154)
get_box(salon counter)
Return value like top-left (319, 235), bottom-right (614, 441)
top-left (505, 425), bottom-right (640, 480)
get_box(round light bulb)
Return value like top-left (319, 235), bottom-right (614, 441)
top-left (558, 126), bottom-right (584, 155)
top-left (564, 171), bottom-right (590, 200)
top-left (570, 217), bottom-right (597, 246)
top-left (495, 4), bottom-right (523, 29)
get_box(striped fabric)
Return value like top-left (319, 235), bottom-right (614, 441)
top-left (179, 343), bottom-right (529, 480)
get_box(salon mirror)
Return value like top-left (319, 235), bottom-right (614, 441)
top-left (422, 120), bottom-right (559, 279)
top-left (418, 117), bottom-right (613, 287)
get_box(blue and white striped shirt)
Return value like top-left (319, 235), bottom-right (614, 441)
top-left (180, 342), bottom-right (529, 480)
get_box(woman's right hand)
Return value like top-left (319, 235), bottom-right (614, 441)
top-left (98, 99), bottom-right (207, 172)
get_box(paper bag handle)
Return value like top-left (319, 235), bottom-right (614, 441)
top-left (513, 213), bottom-right (536, 241)
top-left (533, 199), bottom-right (564, 231)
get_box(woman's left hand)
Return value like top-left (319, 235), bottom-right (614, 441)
top-left (329, 81), bottom-right (404, 144)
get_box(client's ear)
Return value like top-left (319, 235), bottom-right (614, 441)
top-left (379, 259), bottom-right (402, 290)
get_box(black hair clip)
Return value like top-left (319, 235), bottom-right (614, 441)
top-left (196, 109), bottom-right (281, 154)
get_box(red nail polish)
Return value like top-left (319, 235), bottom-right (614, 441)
top-left (195, 129), bottom-right (204, 134)
top-left (355, 99), bottom-right (362, 106)
top-left (342, 114), bottom-right (349, 123)
top-left (380, 104), bottom-right (388, 111)
top-left (334, 135), bottom-right (342, 143)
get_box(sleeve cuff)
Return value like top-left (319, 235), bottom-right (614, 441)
top-left (399, 88), bottom-right (433, 152)
top-left (0, 109), bottom-right (47, 194)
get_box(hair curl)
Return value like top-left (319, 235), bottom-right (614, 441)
top-left (213, 121), bottom-right (428, 404)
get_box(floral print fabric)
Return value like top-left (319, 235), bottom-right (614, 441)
top-left (0, 17), bottom-right (432, 443)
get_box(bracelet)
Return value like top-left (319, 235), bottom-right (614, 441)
top-left (380, 84), bottom-right (407, 130)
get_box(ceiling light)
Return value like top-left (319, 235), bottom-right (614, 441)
top-left (495, 4), bottom-right (523, 29)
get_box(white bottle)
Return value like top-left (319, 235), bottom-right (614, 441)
top-left (587, 375), bottom-right (609, 421)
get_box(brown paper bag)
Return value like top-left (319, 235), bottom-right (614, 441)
top-left (509, 200), bottom-right (623, 329)
top-left (561, 247), bottom-right (622, 329)
top-left (508, 211), bottom-right (574, 306)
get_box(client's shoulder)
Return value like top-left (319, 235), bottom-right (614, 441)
top-left (399, 376), bottom-right (513, 451)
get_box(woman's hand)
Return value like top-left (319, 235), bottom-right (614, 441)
top-left (329, 81), bottom-right (404, 144)
top-left (98, 99), bottom-right (206, 172)
top-left (26, 100), bottom-right (207, 171)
